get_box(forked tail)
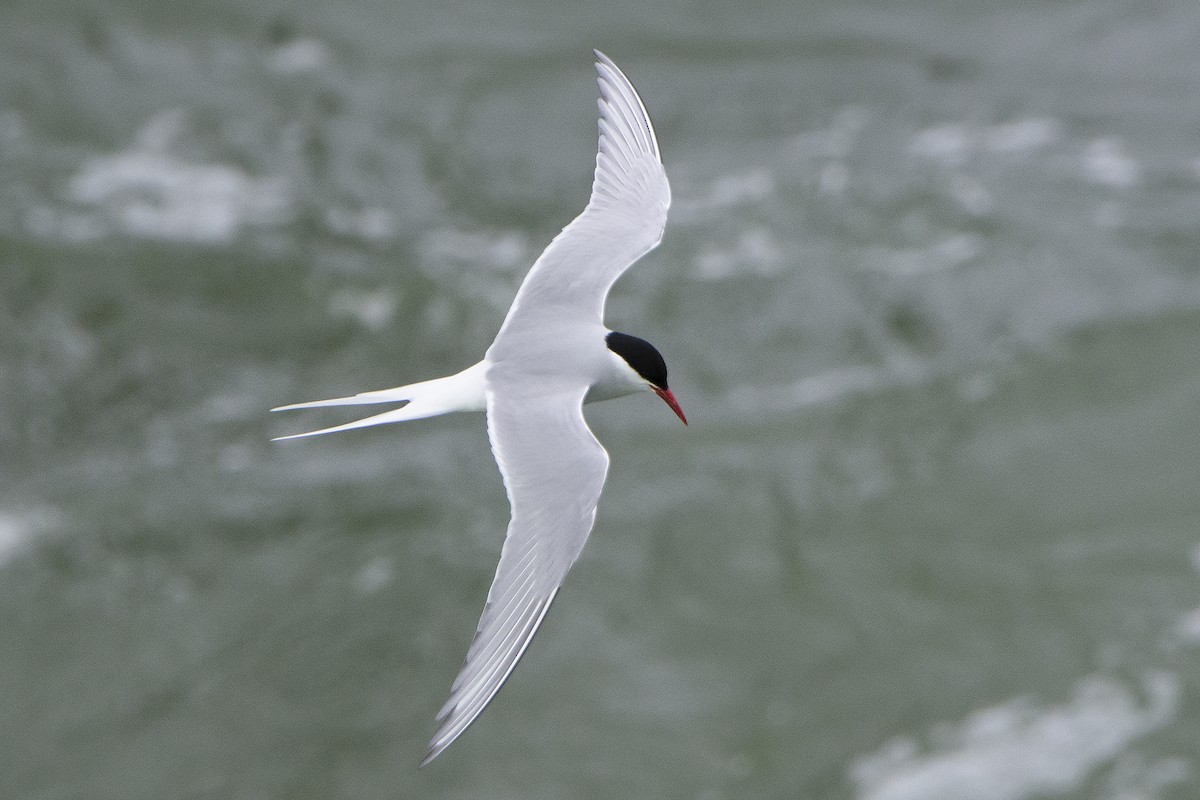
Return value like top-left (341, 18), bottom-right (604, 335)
top-left (270, 362), bottom-right (488, 440)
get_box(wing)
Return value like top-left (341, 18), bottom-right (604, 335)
top-left (421, 378), bottom-right (609, 765)
top-left (488, 51), bottom-right (670, 361)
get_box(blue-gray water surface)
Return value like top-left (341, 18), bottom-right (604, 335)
top-left (3, 1), bottom-right (1200, 798)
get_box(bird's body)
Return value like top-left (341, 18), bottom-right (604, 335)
top-left (273, 51), bottom-right (683, 765)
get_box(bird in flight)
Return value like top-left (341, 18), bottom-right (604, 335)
top-left (273, 50), bottom-right (683, 765)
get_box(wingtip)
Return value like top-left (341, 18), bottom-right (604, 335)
top-left (421, 722), bottom-right (460, 767)
top-left (594, 49), bottom-right (627, 84)
top-left (592, 49), bottom-right (619, 81)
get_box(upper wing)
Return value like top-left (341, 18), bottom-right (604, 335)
top-left (488, 51), bottom-right (670, 361)
top-left (421, 378), bottom-right (609, 765)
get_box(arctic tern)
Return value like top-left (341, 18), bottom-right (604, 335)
top-left (273, 50), bottom-right (683, 765)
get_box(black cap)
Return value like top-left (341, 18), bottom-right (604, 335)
top-left (605, 331), bottom-right (669, 390)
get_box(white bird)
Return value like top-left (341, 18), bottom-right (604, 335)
top-left (272, 50), bottom-right (684, 765)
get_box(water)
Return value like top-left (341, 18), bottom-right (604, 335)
top-left (3, 1), bottom-right (1200, 797)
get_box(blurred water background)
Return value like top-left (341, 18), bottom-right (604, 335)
top-left (3, 0), bottom-right (1200, 797)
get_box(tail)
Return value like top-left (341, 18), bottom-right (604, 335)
top-left (270, 362), bottom-right (487, 441)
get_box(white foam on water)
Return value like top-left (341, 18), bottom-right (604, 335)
top-left (418, 227), bottom-right (530, 274)
top-left (850, 672), bottom-right (1181, 800)
top-left (790, 105), bottom-right (871, 161)
top-left (728, 365), bottom-right (888, 414)
top-left (864, 233), bottom-right (984, 276)
top-left (907, 117), bottom-right (1061, 166)
top-left (703, 169), bottom-right (776, 209)
top-left (908, 124), bottom-right (973, 167)
top-left (325, 205), bottom-right (396, 242)
top-left (1084, 138), bottom-right (1140, 188)
top-left (23, 204), bottom-right (107, 243)
top-left (328, 287), bottom-right (398, 330)
top-left (948, 173), bottom-right (994, 216)
top-left (1174, 542), bottom-right (1200, 646)
top-left (1174, 608), bottom-right (1200, 646)
top-left (0, 108), bottom-right (27, 146)
top-left (673, 168), bottom-right (775, 220)
top-left (0, 508), bottom-right (60, 567)
top-left (67, 151), bottom-right (292, 244)
top-left (354, 556), bottom-right (394, 595)
top-left (782, 365), bottom-right (885, 408)
top-left (693, 225), bottom-right (782, 281)
top-left (46, 110), bottom-right (294, 245)
top-left (983, 118), bottom-right (1061, 155)
top-left (266, 37), bottom-right (333, 76)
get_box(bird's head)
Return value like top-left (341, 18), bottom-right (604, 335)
top-left (605, 331), bottom-right (687, 425)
